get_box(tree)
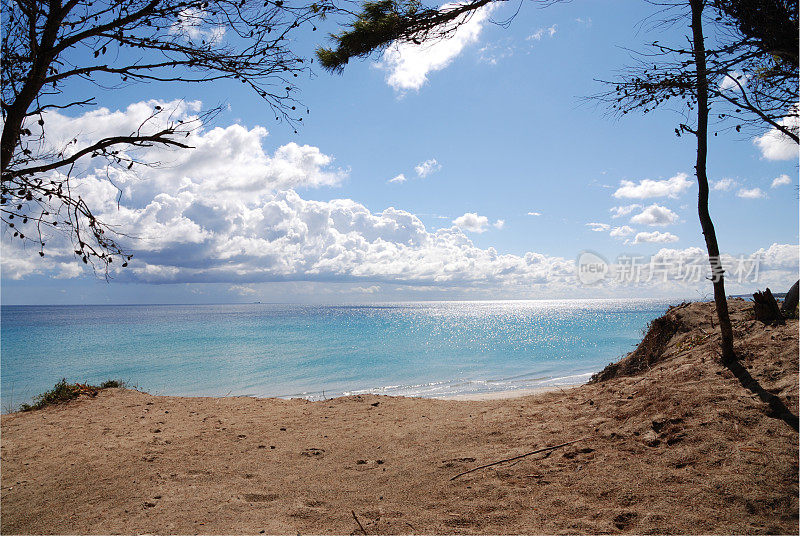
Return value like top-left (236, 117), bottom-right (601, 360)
top-left (691, 0), bottom-right (736, 360)
top-left (316, 0), bottom-right (798, 362)
top-left (1, 0), bottom-right (333, 272)
top-left (601, 0), bottom-right (797, 361)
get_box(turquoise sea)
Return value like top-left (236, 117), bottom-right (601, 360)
top-left (0, 299), bottom-right (675, 409)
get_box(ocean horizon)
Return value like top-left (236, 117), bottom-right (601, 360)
top-left (1, 298), bottom-right (679, 409)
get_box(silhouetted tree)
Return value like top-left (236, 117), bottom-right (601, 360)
top-left (601, 0), bottom-right (797, 361)
top-left (2, 0), bottom-right (333, 272)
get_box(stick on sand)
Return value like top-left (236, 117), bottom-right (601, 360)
top-left (351, 509), bottom-right (367, 535)
top-left (450, 438), bottom-right (587, 481)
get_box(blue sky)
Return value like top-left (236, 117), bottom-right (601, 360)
top-left (1, 1), bottom-right (797, 304)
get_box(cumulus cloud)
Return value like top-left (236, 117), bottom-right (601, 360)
top-left (26, 100), bottom-right (347, 205)
top-left (632, 231), bottom-right (679, 244)
top-left (629, 204), bottom-right (679, 227)
top-left (527, 211), bottom-right (542, 216)
top-left (610, 204), bottom-right (642, 218)
top-left (737, 187), bottom-right (766, 199)
top-left (493, 219), bottom-right (505, 230)
top-left (610, 225), bottom-right (635, 238)
top-left (753, 243), bottom-right (800, 271)
top-left (586, 222), bottom-right (610, 232)
top-left (771, 174), bottom-right (792, 188)
top-left (414, 158), bottom-right (442, 178)
top-left (3, 183), bottom-right (576, 290)
top-left (377, 3), bottom-right (493, 91)
top-left (613, 172), bottom-right (693, 199)
top-left (389, 173), bottom-right (407, 184)
top-left (754, 114), bottom-right (799, 160)
top-left (711, 178), bottom-right (737, 191)
top-left (4, 101), bottom-right (583, 290)
top-left (7, 99), bottom-right (797, 299)
top-left (453, 212), bottom-right (489, 233)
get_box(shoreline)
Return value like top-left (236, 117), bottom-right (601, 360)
top-left (438, 384), bottom-right (581, 401)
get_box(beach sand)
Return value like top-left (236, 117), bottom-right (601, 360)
top-left (1, 299), bottom-right (797, 534)
top-left (440, 385), bottom-right (575, 401)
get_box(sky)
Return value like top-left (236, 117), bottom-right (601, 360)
top-left (1, 1), bottom-right (798, 305)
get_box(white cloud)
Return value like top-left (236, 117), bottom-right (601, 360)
top-left (527, 211), bottom-right (542, 216)
top-left (610, 225), bottom-right (635, 238)
top-left (609, 204), bottom-right (642, 218)
top-left (711, 178), bottom-right (737, 191)
top-left (8, 99), bottom-right (797, 300)
top-left (586, 222), bottom-right (610, 232)
top-left (613, 172), bottom-right (693, 199)
top-left (352, 285), bottom-right (381, 294)
top-left (10, 98), bottom-right (584, 287)
top-left (527, 24), bottom-right (557, 41)
top-left (718, 70), bottom-right (749, 92)
top-left (414, 158), bottom-right (441, 178)
top-left (24, 100), bottom-right (347, 206)
top-left (737, 187), bottom-right (766, 199)
top-left (629, 204), bottom-right (679, 226)
top-left (377, 3), bottom-right (493, 91)
top-left (632, 231), bottom-right (679, 244)
top-left (453, 212), bottom-right (489, 233)
top-left (388, 173), bottom-right (407, 184)
top-left (753, 243), bottom-right (800, 271)
top-left (493, 219), bottom-right (505, 230)
top-left (640, 243), bottom-right (798, 293)
top-left (754, 113), bottom-right (799, 161)
top-left (771, 174), bottom-right (792, 188)
top-left (170, 8), bottom-right (226, 45)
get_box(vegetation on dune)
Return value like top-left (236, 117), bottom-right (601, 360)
top-left (18, 378), bottom-right (124, 412)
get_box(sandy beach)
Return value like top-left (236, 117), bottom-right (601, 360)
top-left (1, 299), bottom-right (797, 534)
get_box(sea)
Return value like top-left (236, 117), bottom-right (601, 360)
top-left (0, 299), bottom-right (677, 410)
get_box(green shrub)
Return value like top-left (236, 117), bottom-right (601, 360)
top-left (19, 378), bottom-right (124, 412)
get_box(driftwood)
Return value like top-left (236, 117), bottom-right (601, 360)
top-left (449, 438), bottom-right (585, 481)
top-left (753, 288), bottom-right (784, 325)
top-left (781, 280), bottom-right (799, 317)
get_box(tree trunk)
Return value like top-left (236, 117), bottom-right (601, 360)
top-left (1, 4), bottom-right (63, 175)
top-left (690, 0), bottom-right (736, 361)
top-left (753, 288), bottom-right (785, 325)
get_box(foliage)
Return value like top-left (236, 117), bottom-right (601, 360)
top-left (712, 0), bottom-right (797, 67)
top-left (317, 0), bottom-right (493, 72)
top-left (1, 0), bottom-right (334, 273)
top-left (600, 0), bottom-right (798, 143)
top-left (18, 378), bottom-right (124, 412)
